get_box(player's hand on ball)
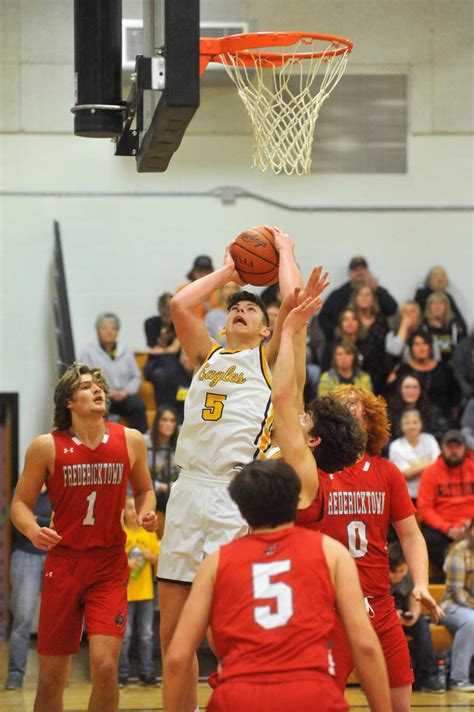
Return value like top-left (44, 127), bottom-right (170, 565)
top-left (267, 226), bottom-right (294, 253)
top-left (138, 510), bottom-right (159, 532)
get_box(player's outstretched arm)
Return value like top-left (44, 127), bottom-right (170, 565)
top-left (11, 435), bottom-right (62, 551)
top-left (271, 227), bottom-right (300, 300)
top-left (272, 296), bottom-right (324, 507)
top-left (393, 514), bottom-right (444, 622)
top-left (265, 265), bottom-right (329, 370)
top-left (171, 246), bottom-right (242, 368)
top-left (126, 429), bottom-right (158, 532)
top-left (324, 536), bottom-right (392, 712)
top-left (163, 552), bottom-right (218, 711)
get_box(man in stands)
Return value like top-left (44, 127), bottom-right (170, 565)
top-left (417, 430), bottom-right (474, 580)
top-left (318, 256), bottom-right (398, 340)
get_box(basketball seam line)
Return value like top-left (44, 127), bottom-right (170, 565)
top-left (261, 233), bottom-right (279, 261)
top-left (232, 242), bottom-right (279, 271)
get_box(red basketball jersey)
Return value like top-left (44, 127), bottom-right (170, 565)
top-left (210, 526), bottom-right (337, 682)
top-left (48, 423), bottom-right (130, 550)
top-left (296, 454), bottom-right (415, 596)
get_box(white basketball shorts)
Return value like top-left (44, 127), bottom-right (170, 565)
top-left (157, 469), bottom-right (247, 584)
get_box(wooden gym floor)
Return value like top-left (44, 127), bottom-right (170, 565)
top-left (1, 641), bottom-right (473, 711)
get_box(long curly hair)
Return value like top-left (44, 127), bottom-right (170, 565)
top-left (306, 397), bottom-right (367, 472)
top-left (329, 384), bottom-right (390, 455)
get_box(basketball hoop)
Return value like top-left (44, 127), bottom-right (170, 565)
top-left (200, 32), bottom-right (353, 176)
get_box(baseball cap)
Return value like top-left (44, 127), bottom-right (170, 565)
top-left (441, 430), bottom-right (465, 445)
top-left (349, 256), bottom-right (368, 270)
top-left (187, 255), bottom-right (214, 279)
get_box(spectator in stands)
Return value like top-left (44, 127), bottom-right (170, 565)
top-left (385, 301), bottom-right (425, 364)
top-left (80, 313), bottom-right (147, 432)
top-left (177, 255), bottom-right (218, 319)
top-left (388, 373), bottom-right (434, 441)
top-left (451, 334), bottom-right (474, 404)
top-left (318, 256), bottom-right (397, 341)
top-left (4, 487), bottom-right (52, 690)
top-left (146, 406), bottom-right (180, 537)
top-left (423, 291), bottom-right (459, 363)
top-left (144, 292), bottom-right (177, 350)
top-left (305, 315), bottom-right (325, 403)
top-left (147, 349), bottom-right (192, 424)
top-left (259, 281), bottom-right (281, 307)
top-left (318, 340), bottom-right (372, 397)
top-left (118, 496), bottom-right (159, 688)
top-left (440, 517), bottom-right (474, 692)
top-left (264, 300), bottom-right (281, 340)
top-left (204, 282), bottom-right (241, 346)
top-left (388, 408), bottom-right (440, 502)
top-left (417, 431), bottom-right (474, 581)
top-left (396, 331), bottom-right (462, 438)
top-left (347, 284), bottom-right (390, 393)
top-left (320, 308), bottom-right (364, 371)
top-left (415, 265), bottom-right (467, 338)
top-left (460, 399), bottom-right (474, 451)
top-left (388, 541), bottom-right (444, 693)
top-left (144, 293), bottom-right (182, 407)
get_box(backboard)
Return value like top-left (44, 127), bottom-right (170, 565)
top-left (131, 0), bottom-right (200, 172)
top-left (71, 0), bottom-right (199, 172)
top-left (72, 0), bottom-right (200, 172)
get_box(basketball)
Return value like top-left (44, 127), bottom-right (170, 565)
top-left (230, 226), bottom-right (279, 286)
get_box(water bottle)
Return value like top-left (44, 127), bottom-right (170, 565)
top-left (129, 546), bottom-right (145, 580)
top-left (437, 659), bottom-right (447, 690)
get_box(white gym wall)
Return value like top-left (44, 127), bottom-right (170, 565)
top-left (0, 0), bottom-right (472, 460)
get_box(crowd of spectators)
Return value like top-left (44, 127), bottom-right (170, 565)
top-left (77, 251), bottom-right (473, 587)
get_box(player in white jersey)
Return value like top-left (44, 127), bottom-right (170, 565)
top-left (158, 232), bottom-right (327, 711)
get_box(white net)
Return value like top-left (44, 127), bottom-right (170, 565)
top-left (219, 39), bottom-right (350, 176)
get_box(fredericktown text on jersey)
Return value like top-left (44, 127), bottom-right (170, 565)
top-left (327, 490), bottom-right (386, 516)
top-left (62, 462), bottom-right (124, 487)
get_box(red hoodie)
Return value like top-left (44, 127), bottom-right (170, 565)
top-left (417, 454), bottom-right (474, 533)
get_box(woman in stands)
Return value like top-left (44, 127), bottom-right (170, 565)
top-left (385, 300), bottom-right (424, 365)
top-left (320, 308), bottom-right (365, 371)
top-left (388, 407), bottom-right (440, 504)
top-left (415, 265), bottom-right (466, 338)
top-left (347, 285), bottom-right (390, 394)
top-left (388, 373), bottom-right (434, 441)
top-left (423, 291), bottom-right (459, 363)
top-left (396, 331), bottom-right (462, 439)
top-left (318, 340), bottom-right (372, 397)
top-left (147, 406), bottom-right (180, 537)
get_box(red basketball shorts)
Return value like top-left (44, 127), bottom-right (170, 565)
top-left (207, 671), bottom-right (348, 712)
top-left (37, 546), bottom-right (129, 656)
top-left (330, 593), bottom-right (414, 689)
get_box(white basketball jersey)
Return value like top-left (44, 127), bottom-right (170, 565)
top-left (175, 343), bottom-right (273, 478)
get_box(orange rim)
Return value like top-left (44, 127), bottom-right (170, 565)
top-left (200, 31), bottom-right (352, 74)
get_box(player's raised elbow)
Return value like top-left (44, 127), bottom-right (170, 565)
top-left (170, 292), bottom-right (185, 317)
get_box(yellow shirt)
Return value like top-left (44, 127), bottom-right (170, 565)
top-left (124, 526), bottom-right (159, 602)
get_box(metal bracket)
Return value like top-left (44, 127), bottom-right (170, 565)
top-left (115, 129), bottom-right (139, 156)
top-left (136, 55), bottom-right (166, 91)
